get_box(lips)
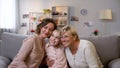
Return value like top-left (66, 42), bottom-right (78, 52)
top-left (62, 41), bottom-right (67, 45)
top-left (45, 33), bottom-right (49, 36)
top-left (44, 33), bottom-right (50, 37)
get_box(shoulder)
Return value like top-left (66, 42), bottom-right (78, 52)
top-left (80, 39), bottom-right (93, 44)
top-left (23, 35), bottom-right (37, 43)
top-left (80, 39), bottom-right (95, 49)
top-left (45, 43), bottom-right (50, 48)
top-left (45, 43), bottom-right (54, 49)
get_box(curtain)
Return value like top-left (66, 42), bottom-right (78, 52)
top-left (0, 0), bottom-right (18, 33)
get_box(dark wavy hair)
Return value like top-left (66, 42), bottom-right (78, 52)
top-left (35, 18), bottom-right (57, 35)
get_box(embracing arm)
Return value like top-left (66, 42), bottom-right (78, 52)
top-left (85, 41), bottom-right (103, 68)
top-left (8, 37), bottom-right (34, 68)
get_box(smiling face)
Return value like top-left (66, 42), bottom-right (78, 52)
top-left (60, 25), bottom-right (79, 47)
top-left (61, 31), bottom-right (75, 47)
top-left (49, 30), bottom-right (61, 46)
top-left (36, 18), bottom-right (57, 39)
top-left (40, 23), bottom-right (55, 38)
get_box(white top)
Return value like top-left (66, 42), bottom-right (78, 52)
top-left (65, 40), bottom-right (103, 68)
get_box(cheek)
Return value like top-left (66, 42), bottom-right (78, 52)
top-left (61, 38), bottom-right (65, 41)
top-left (55, 39), bottom-right (60, 43)
top-left (48, 31), bottom-right (53, 36)
top-left (61, 39), bottom-right (66, 44)
top-left (49, 38), bottom-right (52, 42)
top-left (62, 39), bottom-right (71, 45)
top-left (50, 32), bottom-right (53, 35)
top-left (63, 43), bottom-right (69, 47)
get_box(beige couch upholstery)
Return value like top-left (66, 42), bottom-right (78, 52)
top-left (0, 32), bottom-right (120, 68)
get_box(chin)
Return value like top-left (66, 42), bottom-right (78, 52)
top-left (51, 43), bottom-right (55, 46)
top-left (64, 46), bottom-right (68, 48)
top-left (63, 44), bottom-right (69, 47)
top-left (44, 35), bottom-right (49, 38)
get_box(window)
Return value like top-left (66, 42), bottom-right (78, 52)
top-left (0, 0), bottom-right (16, 29)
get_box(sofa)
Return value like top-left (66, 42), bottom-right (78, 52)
top-left (0, 32), bottom-right (120, 68)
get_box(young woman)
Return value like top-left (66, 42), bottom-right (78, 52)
top-left (8, 18), bottom-right (57, 68)
top-left (61, 25), bottom-right (103, 68)
top-left (45, 29), bottom-right (68, 68)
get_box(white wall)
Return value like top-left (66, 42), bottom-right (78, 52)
top-left (19, 0), bottom-right (120, 37)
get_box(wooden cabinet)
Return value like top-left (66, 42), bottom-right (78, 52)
top-left (52, 6), bottom-right (69, 29)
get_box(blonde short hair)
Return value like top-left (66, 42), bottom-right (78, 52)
top-left (61, 25), bottom-right (79, 41)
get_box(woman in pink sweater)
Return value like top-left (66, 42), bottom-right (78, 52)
top-left (8, 18), bottom-right (57, 68)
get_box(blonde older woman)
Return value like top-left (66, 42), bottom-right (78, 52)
top-left (61, 25), bottom-right (103, 68)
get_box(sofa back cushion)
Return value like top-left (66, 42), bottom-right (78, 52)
top-left (1, 32), bottom-right (28, 60)
top-left (81, 35), bottom-right (120, 68)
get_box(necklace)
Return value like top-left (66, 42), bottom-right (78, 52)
top-left (73, 55), bottom-right (76, 68)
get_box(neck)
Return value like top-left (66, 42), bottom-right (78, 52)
top-left (38, 34), bottom-right (45, 41)
top-left (69, 40), bottom-right (80, 55)
top-left (70, 40), bottom-right (79, 49)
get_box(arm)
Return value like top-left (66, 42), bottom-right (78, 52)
top-left (8, 37), bottom-right (34, 68)
top-left (46, 57), bottom-right (55, 67)
top-left (0, 40), bottom-right (2, 55)
top-left (45, 43), bottom-right (55, 67)
top-left (85, 41), bottom-right (103, 68)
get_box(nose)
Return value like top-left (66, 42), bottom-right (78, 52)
top-left (45, 28), bottom-right (49, 33)
top-left (52, 36), bottom-right (56, 40)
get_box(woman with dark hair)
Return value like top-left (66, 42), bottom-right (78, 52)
top-left (8, 18), bottom-right (57, 68)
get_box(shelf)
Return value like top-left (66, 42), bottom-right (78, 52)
top-left (28, 12), bottom-right (45, 35)
top-left (52, 6), bottom-right (69, 28)
top-left (52, 15), bottom-right (68, 17)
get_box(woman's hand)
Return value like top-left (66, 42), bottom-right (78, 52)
top-left (47, 58), bottom-right (55, 67)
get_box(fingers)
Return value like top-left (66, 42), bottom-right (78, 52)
top-left (47, 58), bottom-right (55, 67)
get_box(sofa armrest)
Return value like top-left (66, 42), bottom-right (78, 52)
top-left (0, 40), bottom-right (2, 55)
top-left (108, 58), bottom-right (120, 68)
top-left (0, 56), bottom-right (11, 68)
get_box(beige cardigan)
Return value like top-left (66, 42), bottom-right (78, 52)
top-left (8, 35), bottom-right (45, 68)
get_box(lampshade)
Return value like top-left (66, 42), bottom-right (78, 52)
top-left (99, 9), bottom-right (112, 20)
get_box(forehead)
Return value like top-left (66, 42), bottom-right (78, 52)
top-left (45, 23), bottom-right (54, 28)
top-left (62, 31), bottom-right (72, 35)
top-left (53, 30), bottom-right (61, 35)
